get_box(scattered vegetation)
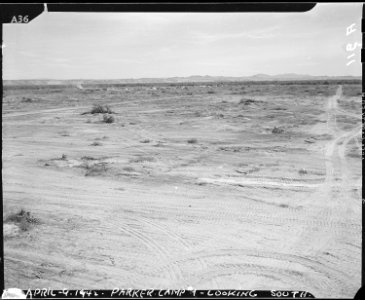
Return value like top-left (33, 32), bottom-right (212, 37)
top-left (347, 147), bottom-right (361, 158)
top-left (90, 141), bottom-right (102, 146)
top-left (103, 114), bottom-right (115, 123)
top-left (130, 156), bottom-right (156, 163)
top-left (95, 136), bottom-right (109, 141)
top-left (21, 97), bottom-right (33, 103)
top-left (91, 104), bottom-right (113, 114)
top-left (298, 168), bottom-right (308, 175)
top-left (5, 209), bottom-right (41, 231)
top-left (59, 131), bottom-right (70, 137)
top-left (239, 98), bottom-right (256, 105)
top-left (153, 142), bottom-right (164, 147)
top-left (81, 156), bottom-right (97, 161)
top-left (342, 85), bottom-right (362, 97)
top-left (84, 162), bottom-right (108, 177)
top-left (123, 166), bottom-right (135, 172)
top-left (140, 139), bottom-right (151, 143)
top-left (312, 134), bottom-right (333, 141)
top-left (272, 127), bottom-right (284, 134)
top-left (187, 138), bottom-right (198, 144)
top-left (235, 166), bottom-right (260, 175)
top-left (82, 104), bottom-right (114, 115)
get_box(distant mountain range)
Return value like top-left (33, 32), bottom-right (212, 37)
top-left (3, 74), bottom-right (361, 86)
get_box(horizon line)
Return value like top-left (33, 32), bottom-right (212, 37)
top-left (3, 74), bottom-right (362, 81)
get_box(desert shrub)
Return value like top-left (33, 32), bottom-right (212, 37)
top-left (239, 98), bottom-right (255, 105)
top-left (93, 104), bottom-right (113, 114)
top-left (347, 147), bottom-right (361, 158)
top-left (5, 209), bottom-right (40, 231)
top-left (21, 97), bottom-right (32, 103)
top-left (342, 85), bottom-right (362, 97)
top-left (247, 166), bottom-right (260, 174)
top-left (313, 134), bottom-right (332, 141)
top-left (103, 114), bottom-right (115, 123)
top-left (90, 141), bottom-right (102, 146)
top-left (187, 138), bottom-right (198, 144)
top-left (61, 154), bottom-right (67, 160)
top-left (298, 168), bottom-right (308, 175)
top-left (130, 156), bottom-right (156, 163)
top-left (59, 131), bottom-right (70, 137)
top-left (82, 104), bottom-right (113, 115)
top-left (81, 156), bottom-right (97, 161)
top-left (5, 209), bottom-right (27, 223)
top-left (273, 107), bottom-right (287, 111)
top-left (123, 166), bottom-right (135, 172)
top-left (272, 127), bottom-right (284, 134)
top-left (84, 162), bottom-right (108, 176)
top-left (95, 136), bottom-right (108, 141)
top-left (153, 142), bottom-right (164, 147)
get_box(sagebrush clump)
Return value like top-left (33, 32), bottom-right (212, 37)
top-left (91, 104), bottom-right (113, 114)
top-left (82, 104), bottom-right (114, 115)
top-left (103, 114), bottom-right (115, 123)
top-left (84, 162), bottom-right (108, 176)
top-left (21, 97), bottom-right (33, 103)
top-left (272, 127), bottom-right (284, 134)
top-left (5, 209), bottom-right (40, 231)
top-left (298, 168), bottom-right (308, 175)
top-left (187, 138), bottom-right (198, 144)
top-left (239, 98), bottom-right (256, 105)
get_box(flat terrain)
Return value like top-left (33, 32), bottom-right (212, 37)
top-left (2, 81), bottom-right (362, 297)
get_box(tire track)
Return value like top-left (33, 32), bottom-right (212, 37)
top-left (106, 206), bottom-right (227, 287)
top-left (167, 248), bottom-right (350, 293)
top-left (2, 94), bottom-right (194, 119)
top-left (337, 126), bottom-right (362, 185)
top-left (294, 85), bottom-right (361, 256)
top-left (135, 216), bottom-right (219, 287)
top-left (182, 183), bottom-right (359, 232)
top-left (107, 218), bottom-right (185, 286)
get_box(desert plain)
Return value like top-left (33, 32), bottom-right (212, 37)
top-left (2, 80), bottom-right (362, 298)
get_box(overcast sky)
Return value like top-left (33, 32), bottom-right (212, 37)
top-left (3, 3), bottom-right (362, 80)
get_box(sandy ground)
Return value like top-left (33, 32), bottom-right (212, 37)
top-left (2, 82), bottom-right (362, 297)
